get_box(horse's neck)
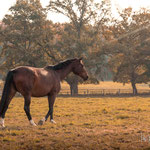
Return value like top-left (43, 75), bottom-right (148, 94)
top-left (56, 65), bottom-right (72, 81)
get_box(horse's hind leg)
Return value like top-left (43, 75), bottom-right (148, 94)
top-left (0, 85), bottom-right (16, 127)
top-left (24, 95), bottom-right (36, 126)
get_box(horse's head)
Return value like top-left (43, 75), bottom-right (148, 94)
top-left (72, 58), bottom-right (88, 81)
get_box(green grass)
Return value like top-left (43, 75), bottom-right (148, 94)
top-left (0, 96), bottom-right (150, 149)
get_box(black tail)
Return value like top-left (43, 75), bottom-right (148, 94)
top-left (0, 71), bottom-right (14, 115)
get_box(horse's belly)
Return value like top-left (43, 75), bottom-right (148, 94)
top-left (31, 73), bottom-right (60, 97)
top-left (31, 84), bottom-right (52, 97)
top-left (31, 90), bottom-right (50, 97)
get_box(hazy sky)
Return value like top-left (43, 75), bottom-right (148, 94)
top-left (0, 0), bottom-right (150, 23)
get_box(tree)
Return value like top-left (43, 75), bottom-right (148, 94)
top-left (48, 0), bottom-right (112, 95)
top-left (108, 8), bottom-right (150, 94)
top-left (0, 0), bottom-right (53, 72)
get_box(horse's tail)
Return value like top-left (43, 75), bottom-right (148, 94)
top-left (0, 71), bottom-right (14, 115)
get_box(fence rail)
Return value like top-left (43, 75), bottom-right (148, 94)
top-left (59, 89), bottom-right (150, 96)
top-left (0, 88), bottom-right (149, 97)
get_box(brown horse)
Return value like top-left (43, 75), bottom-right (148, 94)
top-left (0, 58), bottom-right (88, 127)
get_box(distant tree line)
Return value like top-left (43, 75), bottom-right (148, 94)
top-left (0, 0), bottom-right (150, 95)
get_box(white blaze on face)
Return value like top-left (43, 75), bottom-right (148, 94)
top-left (80, 60), bottom-right (84, 65)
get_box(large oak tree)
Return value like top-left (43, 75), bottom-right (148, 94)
top-left (48, 0), bottom-right (112, 95)
top-left (108, 8), bottom-right (150, 94)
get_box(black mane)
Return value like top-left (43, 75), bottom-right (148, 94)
top-left (45, 59), bottom-right (76, 70)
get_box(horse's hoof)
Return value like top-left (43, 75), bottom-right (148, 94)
top-left (38, 120), bottom-right (44, 125)
top-left (0, 118), bottom-right (5, 128)
top-left (50, 119), bottom-right (56, 124)
top-left (30, 120), bottom-right (37, 126)
top-left (0, 124), bottom-right (5, 128)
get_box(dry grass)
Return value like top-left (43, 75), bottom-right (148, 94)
top-left (60, 81), bottom-right (150, 95)
top-left (0, 96), bottom-right (150, 149)
top-left (61, 81), bottom-right (150, 90)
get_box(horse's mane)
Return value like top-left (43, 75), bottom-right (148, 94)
top-left (45, 59), bottom-right (76, 70)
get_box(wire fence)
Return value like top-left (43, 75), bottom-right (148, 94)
top-left (59, 88), bottom-right (150, 96)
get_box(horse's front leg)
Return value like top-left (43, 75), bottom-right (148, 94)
top-left (38, 94), bottom-right (56, 125)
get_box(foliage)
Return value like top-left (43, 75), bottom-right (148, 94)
top-left (47, 0), bottom-right (112, 94)
top-left (0, 0), bottom-right (53, 73)
top-left (108, 8), bottom-right (150, 94)
top-left (0, 0), bottom-right (150, 94)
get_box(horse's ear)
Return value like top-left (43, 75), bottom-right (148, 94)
top-left (79, 57), bottom-right (83, 61)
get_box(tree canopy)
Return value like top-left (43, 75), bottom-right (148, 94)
top-left (47, 0), bottom-right (112, 94)
top-left (108, 8), bottom-right (150, 94)
top-left (1, 0), bottom-right (51, 70)
top-left (0, 0), bottom-right (150, 95)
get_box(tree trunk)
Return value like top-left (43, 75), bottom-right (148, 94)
top-left (66, 74), bottom-right (79, 96)
top-left (131, 81), bottom-right (137, 95)
top-left (131, 72), bottom-right (138, 95)
top-left (69, 81), bottom-right (78, 96)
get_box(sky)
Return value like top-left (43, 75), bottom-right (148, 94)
top-left (0, 0), bottom-right (150, 23)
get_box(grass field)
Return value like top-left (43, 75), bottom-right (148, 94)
top-left (0, 96), bottom-right (150, 150)
top-left (60, 81), bottom-right (150, 95)
top-left (61, 81), bottom-right (150, 90)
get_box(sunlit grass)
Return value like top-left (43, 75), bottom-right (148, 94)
top-left (61, 81), bottom-right (150, 90)
top-left (60, 81), bottom-right (150, 95)
top-left (0, 96), bottom-right (150, 149)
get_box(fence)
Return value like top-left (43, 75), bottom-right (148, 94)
top-left (59, 88), bottom-right (150, 96)
top-left (0, 88), bottom-right (149, 97)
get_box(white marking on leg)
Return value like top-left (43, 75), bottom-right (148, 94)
top-left (30, 120), bottom-right (37, 126)
top-left (50, 119), bottom-right (56, 124)
top-left (0, 117), bottom-right (5, 127)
